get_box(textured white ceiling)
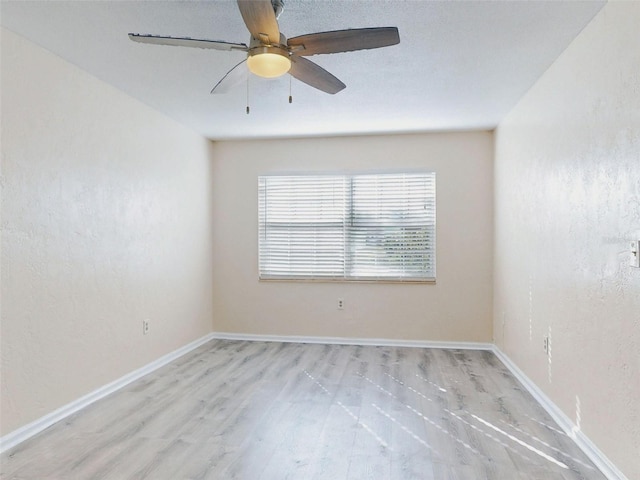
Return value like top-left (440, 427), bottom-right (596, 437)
top-left (1, 0), bottom-right (605, 140)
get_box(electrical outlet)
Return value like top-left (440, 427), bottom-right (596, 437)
top-left (338, 298), bottom-right (344, 310)
top-left (143, 320), bottom-right (149, 335)
top-left (543, 335), bottom-right (549, 355)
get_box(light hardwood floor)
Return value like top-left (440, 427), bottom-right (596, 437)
top-left (1, 340), bottom-right (606, 479)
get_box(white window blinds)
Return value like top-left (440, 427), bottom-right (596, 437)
top-left (258, 172), bottom-right (436, 282)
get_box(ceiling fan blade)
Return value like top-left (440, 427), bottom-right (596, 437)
top-left (288, 27), bottom-right (399, 56)
top-left (237, 0), bottom-right (280, 44)
top-left (129, 34), bottom-right (248, 51)
top-left (211, 60), bottom-right (249, 94)
top-left (289, 56), bottom-right (345, 95)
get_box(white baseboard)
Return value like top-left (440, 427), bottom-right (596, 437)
top-left (0, 333), bottom-right (216, 454)
top-left (211, 331), bottom-right (494, 351)
top-left (491, 346), bottom-right (628, 480)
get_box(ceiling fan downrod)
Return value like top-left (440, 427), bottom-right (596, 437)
top-left (271, 0), bottom-right (284, 19)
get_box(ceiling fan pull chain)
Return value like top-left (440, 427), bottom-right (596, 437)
top-left (246, 76), bottom-right (250, 114)
top-left (289, 75), bottom-right (293, 104)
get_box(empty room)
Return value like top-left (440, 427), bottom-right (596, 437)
top-left (1, 1), bottom-right (638, 479)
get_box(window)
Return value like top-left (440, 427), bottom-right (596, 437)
top-left (258, 172), bottom-right (436, 282)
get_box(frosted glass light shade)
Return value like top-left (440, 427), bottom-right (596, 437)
top-left (247, 52), bottom-right (291, 78)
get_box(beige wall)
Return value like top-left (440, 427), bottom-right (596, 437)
top-left (211, 132), bottom-right (494, 342)
top-left (494, 3), bottom-right (640, 479)
top-left (0, 29), bottom-right (215, 435)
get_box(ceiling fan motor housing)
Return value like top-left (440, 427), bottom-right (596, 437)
top-left (249, 32), bottom-right (287, 49)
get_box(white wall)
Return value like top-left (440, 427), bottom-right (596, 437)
top-left (494, 3), bottom-right (640, 479)
top-left (0, 28), bottom-right (215, 436)
top-left (211, 132), bottom-right (494, 342)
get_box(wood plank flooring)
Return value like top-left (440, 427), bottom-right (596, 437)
top-left (1, 340), bottom-right (606, 479)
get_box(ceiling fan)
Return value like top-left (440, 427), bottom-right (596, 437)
top-left (129, 0), bottom-right (400, 95)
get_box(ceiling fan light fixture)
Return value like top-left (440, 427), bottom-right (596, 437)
top-left (247, 46), bottom-right (291, 78)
